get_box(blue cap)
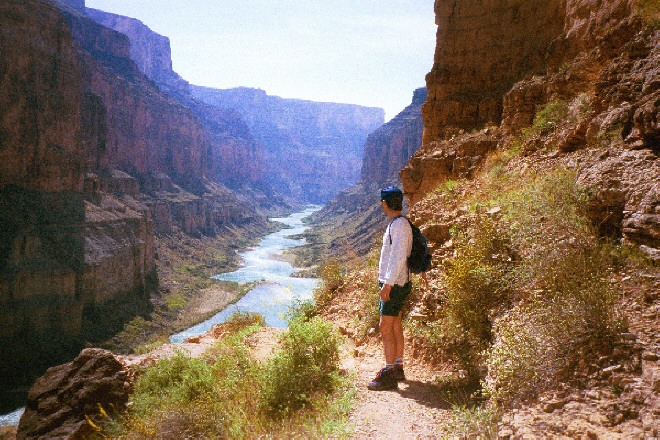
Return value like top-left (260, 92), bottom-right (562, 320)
top-left (380, 186), bottom-right (403, 201)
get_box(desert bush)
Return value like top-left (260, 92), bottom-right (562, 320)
top-left (441, 216), bottom-right (513, 376)
top-left (528, 100), bottom-right (569, 136)
top-left (440, 404), bottom-right (500, 439)
top-left (353, 265), bottom-right (382, 340)
top-left (480, 171), bottom-right (622, 406)
top-left (221, 310), bottom-right (266, 333)
top-left (424, 167), bottom-right (622, 407)
top-left (261, 315), bottom-right (342, 418)
top-left (314, 258), bottom-right (345, 309)
top-left (636, 0), bottom-right (660, 26)
top-left (485, 254), bottom-right (620, 407)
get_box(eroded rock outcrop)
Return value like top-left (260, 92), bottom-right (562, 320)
top-left (403, 0), bottom-right (659, 259)
top-left (361, 88), bottom-right (427, 185)
top-left (17, 348), bottom-right (130, 440)
top-left (85, 8), bottom-right (190, 99)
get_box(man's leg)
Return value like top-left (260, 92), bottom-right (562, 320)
top-left (379, 315), bottom-right (397, 364)
top-left (393, 313), bottom-right (404, 360)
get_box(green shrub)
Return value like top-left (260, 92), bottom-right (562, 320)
top-left (164, 292), bottom-right (187, 311)
top-left (261, 316), bottom-right (341, 417)
top-left (529, 100), bottom-right (568, 135)
top-left (132, 353), bottom-right (215, 412)
top-left (440, 404), bottom-right (500, 438)
top-left (442, 216), bottom-right (512, 376)
top-left (314, 259), bottom-right (344, 309)
top-left (222, 311), bottom-right (266, 333)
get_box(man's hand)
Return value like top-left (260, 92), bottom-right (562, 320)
top-left (380, 283), bottom-right (392, 302)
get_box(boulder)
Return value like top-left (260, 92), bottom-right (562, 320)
top-left (17, 349), bottom-right (130, 440)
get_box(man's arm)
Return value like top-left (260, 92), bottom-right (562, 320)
top-left (380, 283), bottom-right (392, 301)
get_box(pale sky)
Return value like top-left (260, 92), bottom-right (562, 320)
top-left (85, 0), bottom-right (437, 121)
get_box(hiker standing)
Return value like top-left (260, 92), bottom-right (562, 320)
top-left (368, 186), bottom-right (413, 390)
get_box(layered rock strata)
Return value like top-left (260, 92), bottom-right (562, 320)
top-left (84, 8), bottom-right (266, 187)
top-left (192, 86), bottom-right (385, 203)
top-left (0, 0), bottom-right (263, 396)
top-left (361, 88), bottom-right (427, 185)
top-left (403, 0), bottom-right (658, 259)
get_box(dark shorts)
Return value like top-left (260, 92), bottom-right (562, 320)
top-left (378, 281), bottom-right (411, 317)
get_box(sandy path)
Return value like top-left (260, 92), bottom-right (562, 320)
top-left (342, 340), bottom-right (453, 439)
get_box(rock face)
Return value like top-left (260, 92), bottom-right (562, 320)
top-left (85, 8), bottom-right (190, 99)
top-left (84, 7), bottom-right (265, 188)
top-left (0, 0), bottom-right (268, 397)
top-left (17, 348), bottom-right (130, 440)
top-left (422, 0), bottom-right (564, 143)
top-left (192, 86), bottom-right (385, 203)
top-left (0, 0), bottom-right (85, 389)
top-left (306, 87), bottom-right (427, 259)
top-left (361, 88), bottom-right (427, 185)
top-left (402, 0), bottom-right (659, 259)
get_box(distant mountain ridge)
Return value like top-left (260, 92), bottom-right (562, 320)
top-left (0, 0), bottom-right (382, 396)
top-left (192, 86), bottom-right (384, 203)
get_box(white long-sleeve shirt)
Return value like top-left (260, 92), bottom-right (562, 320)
top-left (379, 216), bottom-right (413, 286)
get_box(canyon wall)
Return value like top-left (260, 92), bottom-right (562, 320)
top-left (361, 88), bottom-right (427, 185)
top-left (84, 8), bottom-right (265, 188)
top-left (0, 0), bottom-right (154, 396)
top-left (421, 0), bottom-right (565, 143)
top-left (307, 87), bottom-right (427, 259)
top-left (402, 0), bottom-right (658, 258)
top-left (85, 8), bottom-right (190, 99)
top-left (192, 86), bottom-right (385, 203)
top-left (0, 0), bottom-right (266, 396)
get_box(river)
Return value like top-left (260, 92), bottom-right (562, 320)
top-left (170, 205), bottom-right (321, 343)
top-left (0, 206), bottom-right (321, 427)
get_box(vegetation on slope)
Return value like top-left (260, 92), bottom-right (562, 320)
top-left (99, 311), bottom-right (352, 438)
top-left (99, 221), bottom-right (278, 355)
top-left (308, 94), bottom-right (655, 435)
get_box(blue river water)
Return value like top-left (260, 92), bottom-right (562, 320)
top-left (170, 205), bottom-right (321, 343)
top-left (0, 206), bottom-right (321, 427)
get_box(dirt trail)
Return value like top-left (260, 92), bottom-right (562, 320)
top-left (341, 339), bottom-right (454, 439)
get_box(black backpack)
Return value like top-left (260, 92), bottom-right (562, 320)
top-left (389, 216), bottom-right (432, 273)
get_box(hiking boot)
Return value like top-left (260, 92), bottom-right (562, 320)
top-left (392, 364), bottom-right (406, 382)
top-left (367, 367), bottom-right (397, 390)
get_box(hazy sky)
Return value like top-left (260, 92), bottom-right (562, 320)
top-left (85, 0), bottom-right (437, 121)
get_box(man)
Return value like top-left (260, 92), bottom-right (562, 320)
top-left (368, 186), bottom-right (413, 390)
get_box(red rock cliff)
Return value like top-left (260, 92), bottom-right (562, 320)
top-left (0, 0), bottom-right (154, 392)
top-left (402, 0), bottom-right (658, 258)
top-left (83, 8), bottom-right (265, 187)
top-left (361, 87), bottom-right (426, 185)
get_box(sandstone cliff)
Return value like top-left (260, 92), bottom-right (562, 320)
top-left (361, 87), bottom-right (427, 184)
top-left (403, 0), bottom-right (658, 260)
top-left (85, 8), bottom-right (190, 99)
top-left (192, 86), bottom-right (385, 203)
top-left (0, 0), bottom-right (154, 397)
top-left (84, 7), bottom-right (267, 190)
top-left (0, 0), bottom-right (268, 399)
top-left (302, 88), bottom-right (426, 261)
